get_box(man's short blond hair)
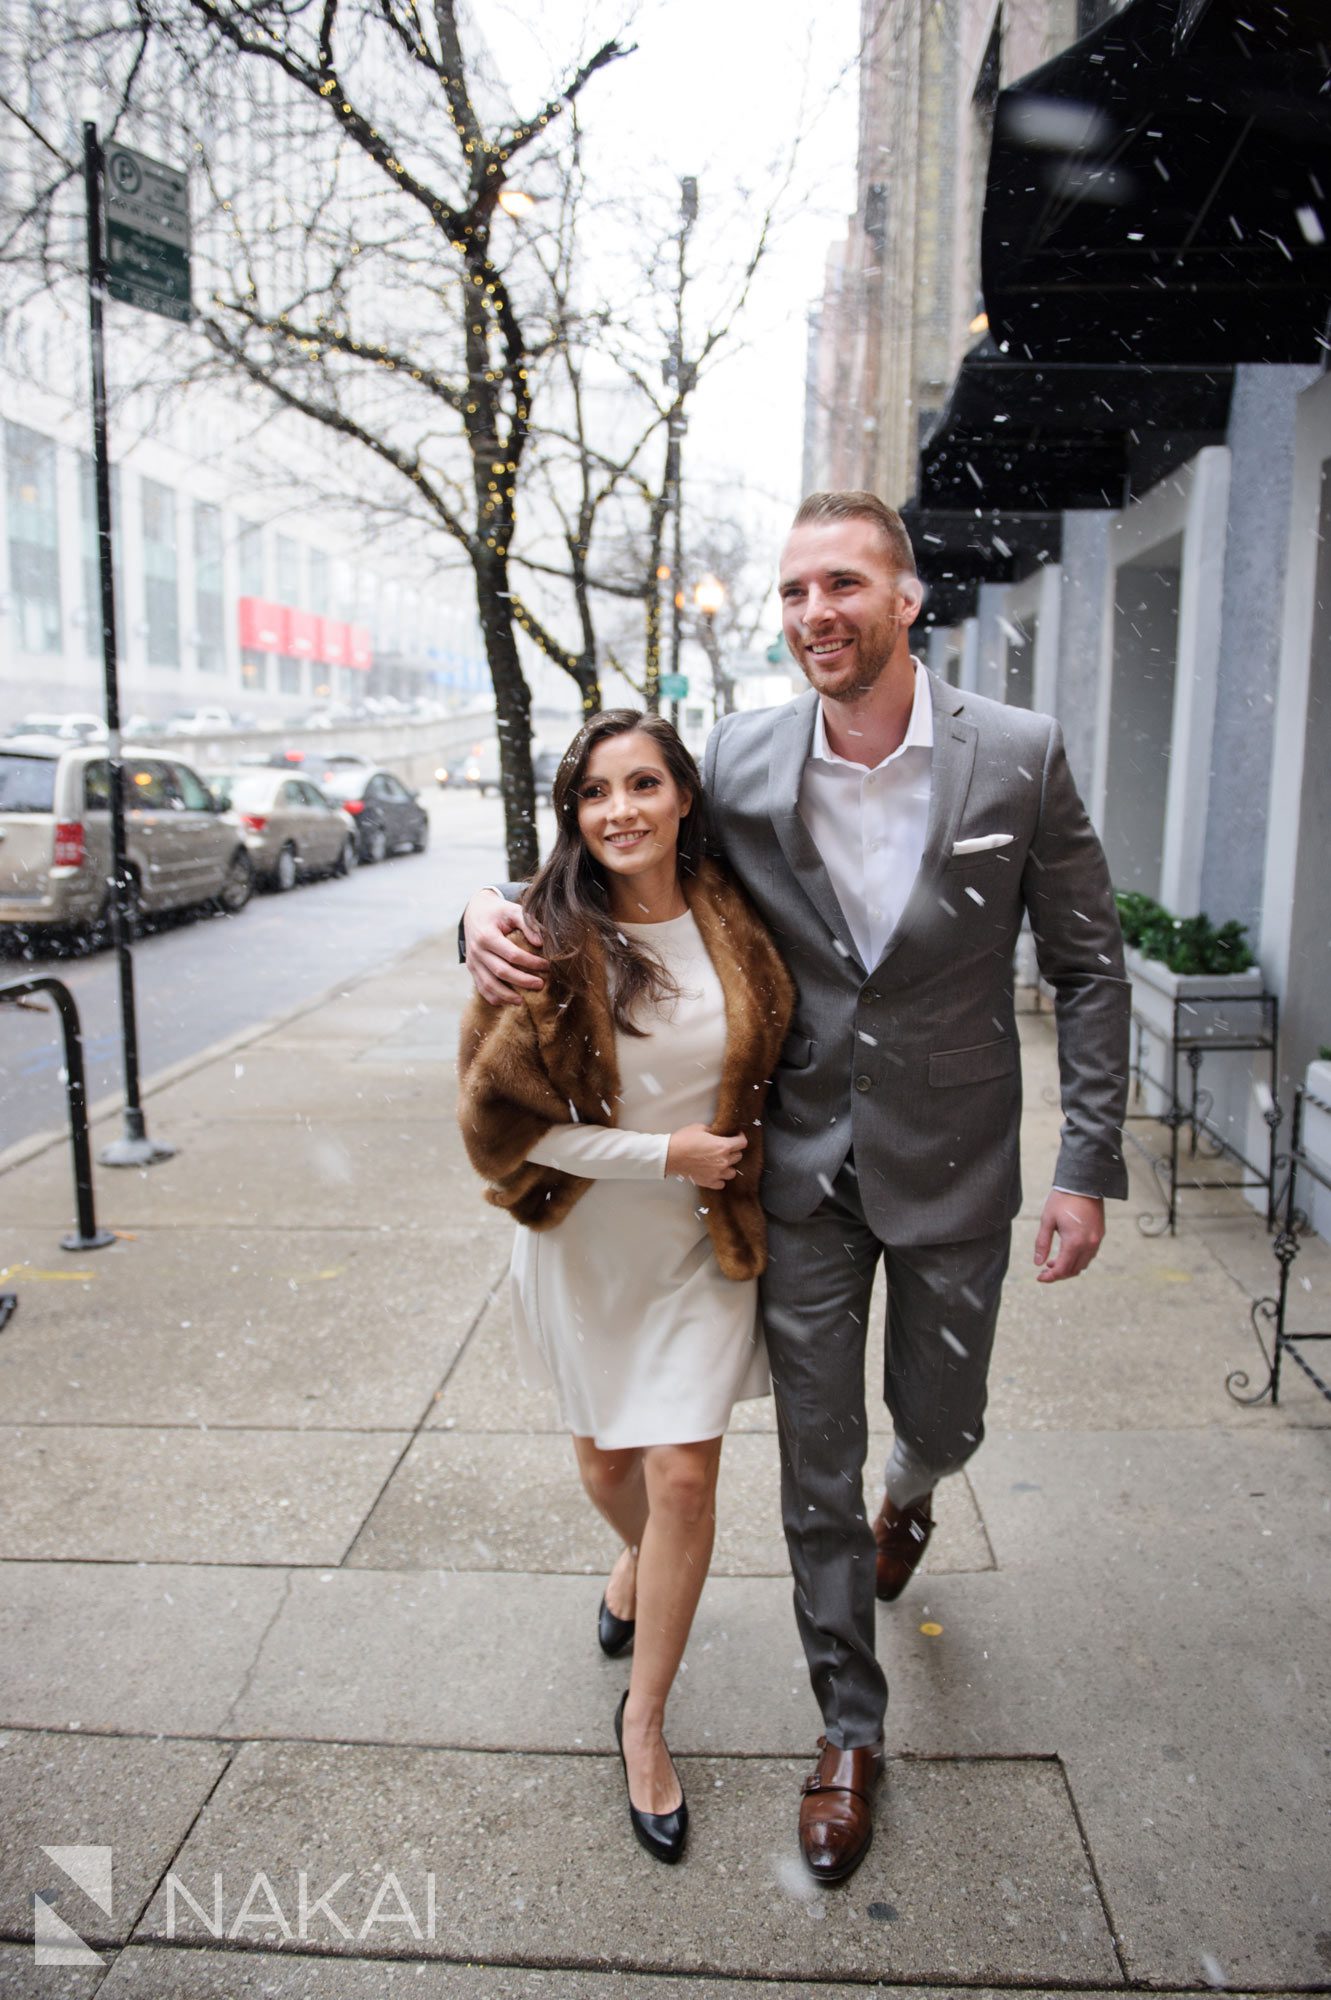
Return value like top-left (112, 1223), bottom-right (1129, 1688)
top-left (792, 491), bottom-right (916, 578)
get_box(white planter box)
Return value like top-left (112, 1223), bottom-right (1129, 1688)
top-left (1126, 947), bottom-right (1266, 1134)
top-left (1300, 1060), bottom-right (1331, 1243)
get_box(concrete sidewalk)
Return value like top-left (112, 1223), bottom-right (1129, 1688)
top-left (1, 937), bottom-right (1328, 1998)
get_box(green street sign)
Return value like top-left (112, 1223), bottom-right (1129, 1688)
top-left (659, 672), bottom-right (689, 701)
top-left (103, 143), bottom-right (192, 324)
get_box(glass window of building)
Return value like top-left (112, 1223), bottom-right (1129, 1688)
top-left (276, 533), bottom-right (303, 605)
top-left (308, 547), bottom-right (329, 605)
top-left (78, 451), bottom-right (123, 654)
top-left (5, 422), bottom-right (62, 655)
top-left (278, 655), bottom-right (303, 696)
top-left (194, 502), bottom-right (225, 675)
top-left (142, 478), bottom-right (180, 666)
top-left (237, 520), bottom-right (265, 597)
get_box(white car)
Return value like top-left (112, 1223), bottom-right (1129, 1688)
top-left (210, 768), bottom-right (357, 890)
top-left (0, 741), bottom-right (254, 933)
top-left (12, 712), bottom-right (107, 743)
top-left (167, 706), bottom-right (238, 736)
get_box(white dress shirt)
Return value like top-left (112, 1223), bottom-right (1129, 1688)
top-left (797, 658), bottom-right (934, 972)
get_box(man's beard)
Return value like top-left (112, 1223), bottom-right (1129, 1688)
top-left (819, 656), bottom-right (889, 704)
top-left (803, 621), bottom-right (898, 703)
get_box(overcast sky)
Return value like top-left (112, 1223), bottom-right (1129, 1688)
top-left (495, 0), bottom-right (863, 574)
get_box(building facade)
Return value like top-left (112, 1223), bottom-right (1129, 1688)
top-left (804, 0), bottom-right (1330, 1195)
top-left (0, 310), bottom-right (489, 734)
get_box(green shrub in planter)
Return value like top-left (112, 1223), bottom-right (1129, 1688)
top-left (1114, 891), bottom-right (1255, 976)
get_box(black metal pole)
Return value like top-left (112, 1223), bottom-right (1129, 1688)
top-left (82, 122), bottom-right (174, 1169)
top-left (0, 977), bottom-right (114, 1250)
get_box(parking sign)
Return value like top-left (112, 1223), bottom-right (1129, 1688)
top-left (103, 143), bottom-right (191, 322)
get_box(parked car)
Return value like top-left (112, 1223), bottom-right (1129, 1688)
top-left (435, 739), bottom-right (496, 794)
top-left (319, 766), bottom-right (429, 863)
top-left (533, 744), bottom-right (565, 802)
top-left (296, 703), bottom-right (362, 731)
top-left (317, 752), bottom-right (375, 779)
top-left (209, 769), bottom-right (356, 889)
top-left (166, 706), bottom-right (240, 736)
top-left (11, 712), bottom-right (107, 743)
top-left (0, 742), bottom-right (254, 937)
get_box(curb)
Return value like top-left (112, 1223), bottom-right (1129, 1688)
top-left (0, 928), bottom-right (453, 1182)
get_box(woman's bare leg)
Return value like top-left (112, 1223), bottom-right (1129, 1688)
top-left (572, 1436), bottom-right (648, 1618)
top-left (621, 1436), bottom-right (724, 1813)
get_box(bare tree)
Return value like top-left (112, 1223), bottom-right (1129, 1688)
top-left (1, 4), bottom-right (802, 870)
top-left (512, 135), bottom-right (790, 712)
top-left (1, 0), bottom-right (628, 874)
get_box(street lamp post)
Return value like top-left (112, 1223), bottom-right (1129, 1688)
top-left (663, 176), bottom-right (698, 731)
top-left (693, 572), bottom-right (731, 717)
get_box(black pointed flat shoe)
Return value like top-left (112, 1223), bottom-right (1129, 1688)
top-left (614, 1690), bottom-right (688, 1865)
top-left (598, 1594), bottom-right (635, 1657)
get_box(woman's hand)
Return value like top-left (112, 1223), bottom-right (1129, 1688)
top-left (666, 1125), bottom-right (748, 1189)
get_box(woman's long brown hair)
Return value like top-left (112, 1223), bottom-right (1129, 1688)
top-left (522, 709), bottom-right (708, 1036)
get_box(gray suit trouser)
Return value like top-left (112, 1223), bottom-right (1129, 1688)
top-left (761, 1159), bottom-right (1011, 1750)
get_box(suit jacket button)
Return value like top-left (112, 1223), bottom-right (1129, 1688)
top-left (862, 987), bottom-right (880, 1004)
top-left (855, 1074), bottom-right (872, 1093)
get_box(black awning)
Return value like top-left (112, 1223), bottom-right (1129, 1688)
top-left (983, 0), bottom-right (1331, 365)
top-left (916, 338), bottom-right (1232, 512)
top-left (901, 499), bottom-right (1062, 628)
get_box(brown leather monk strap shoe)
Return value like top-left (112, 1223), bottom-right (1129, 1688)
top-left (798, 1736), bottom-right (884, 1884)
top-left (873, 1490), bottom-right (934, 1602)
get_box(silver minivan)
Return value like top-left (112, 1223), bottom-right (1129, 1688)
top-left (0, 739), bottom-right (255, 935)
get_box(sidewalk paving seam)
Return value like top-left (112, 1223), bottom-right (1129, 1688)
top-left (218, 1568), bottom-right (296, 1739)
top-left (339, 1271), bottom-right (504, 1570)
top-left (115, 1737), bottom-right (239, 1963)
top-left (1054, 1752), bottom-right (1129, 1987)
top-left (962, 1466), bottom-right (997, 1572)
top-left (1, 1933), bottom-right (1323, 1996)
top-left (0, 1718), bottom-right (1080, 1766)
top-left (0, 927), bottom-right (450, 1179)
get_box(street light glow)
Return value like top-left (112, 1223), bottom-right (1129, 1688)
top-left (694, 573), bottom-right (726, 616)
top-left (497, 188), bottom-right (536, 218)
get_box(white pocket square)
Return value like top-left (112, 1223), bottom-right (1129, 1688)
top-left (951, 833), bottom-right (1014, 855)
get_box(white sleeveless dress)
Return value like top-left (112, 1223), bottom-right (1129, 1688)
top-left (508, 908), bottom-right (770, 1449)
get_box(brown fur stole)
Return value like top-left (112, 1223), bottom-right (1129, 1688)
top-left (457, 859), bottom-right (794, 1280)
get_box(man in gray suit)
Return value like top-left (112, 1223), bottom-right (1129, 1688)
top-left (463, 491), bottom-right (1129, 1885)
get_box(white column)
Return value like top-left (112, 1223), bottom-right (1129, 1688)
top-left (1259, 370), bottom-right (1331, 1080)
top-left (1032, 561), bottom-right (1062, 716)
top-left (1158, 445), bottom-right (1231, 913)
top-left (958, 614), bottom-right (979, 691)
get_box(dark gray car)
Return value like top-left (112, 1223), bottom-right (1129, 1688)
top-left (321, 766), bottom-right (429, 864)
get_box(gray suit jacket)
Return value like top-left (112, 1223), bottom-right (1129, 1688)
top-left (702, 673), bottom-right (1130, 1246)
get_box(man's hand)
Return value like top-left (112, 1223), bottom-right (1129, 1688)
top-left (1033, 1191), bottom-right (1105, 1283)
top-left (463, 890), bottom-right (550, 1005)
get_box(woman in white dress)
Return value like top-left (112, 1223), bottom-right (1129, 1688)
top-left (458, 710), bottom-right (792, 1864)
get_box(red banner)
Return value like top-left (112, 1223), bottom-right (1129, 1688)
top-left (237, 596), bottom-right (286, 653)
top-left (349, 624), bottom-right (373, 671)
top-left (286, 608), bottom-right (319, 659)
top-left (319, 618), bottom-right (349, 667)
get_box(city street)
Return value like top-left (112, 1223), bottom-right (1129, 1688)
top-left (1, 790), bottom-right (520, 1156)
